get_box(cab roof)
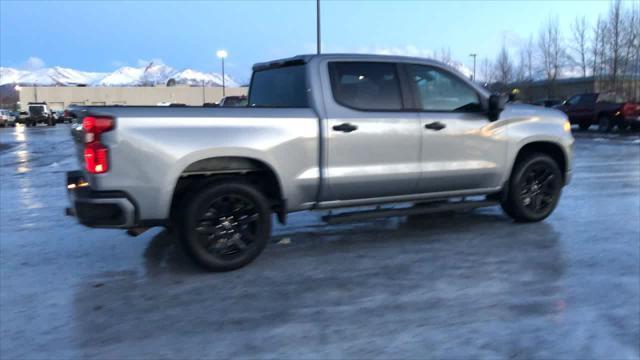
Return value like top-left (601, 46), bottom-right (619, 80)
top-left (252, 53), bottom-right (450, 72)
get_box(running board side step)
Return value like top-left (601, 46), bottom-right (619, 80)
top-left (321, 200), bottom-right (499, 224)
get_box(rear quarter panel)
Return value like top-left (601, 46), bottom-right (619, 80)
top-left (84, 107), bottom-right (319, 220)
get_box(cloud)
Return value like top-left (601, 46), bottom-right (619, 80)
top-left (24, 56), bottom-right (45, 70)
top-left (111, 60), bottom-right (126, 68)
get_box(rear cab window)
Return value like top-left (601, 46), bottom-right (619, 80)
top-left (249, 65), bottom-right (308, 107)
top-left (328, 62), bottom-right (403, 111)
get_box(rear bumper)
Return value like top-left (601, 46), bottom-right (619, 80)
top-left (66, 171), bottom-right (137, 228)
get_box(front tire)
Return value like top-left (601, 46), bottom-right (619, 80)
top-left (501, 153), bottom-right (563, 222)
top-left (178, 181), bottom-right (272, 272)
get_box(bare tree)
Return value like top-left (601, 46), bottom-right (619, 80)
top-left (618, 1), bottom-right (640, 100)
top-left (620, 2), bottom-right (639, 76)
top-left (633, 2), bottom-right (640, 100)
top-left (525, 35), bottom-right (534, 80)
top-left (590, 16), bottom-right (603, 77)
top-left (438, 47), bottom-right (452, 64)
top-left (598, 17), bottom-right (608, 77)
top-left (515, 37), bottom-right (534, 81)
top-left (495, 44), bottom-right (513, 86)
top-left (514, 49), bottom-right (527, 82)
top-left (538, 16), bottom-right (564, 97)
top-left (571, 16), bottom-right (589, 78)
top-left (608, 0), bottom-right (623, 89)
top-left (480, 57), bottom-right (494, 84)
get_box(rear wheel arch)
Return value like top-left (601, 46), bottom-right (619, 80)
top-left (170, 156), bottom-right (285, 224)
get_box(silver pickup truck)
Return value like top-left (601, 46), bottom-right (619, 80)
top-left (66, 54), bottom-right (573, 271)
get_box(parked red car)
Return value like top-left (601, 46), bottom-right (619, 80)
top-left (555, 92), bottom-right (640, 132)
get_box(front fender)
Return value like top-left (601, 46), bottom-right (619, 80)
top-left (500, 106), bottom-right (573, 185)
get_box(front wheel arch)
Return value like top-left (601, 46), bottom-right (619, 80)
top-left (511, 141), bottom-right (568, 186)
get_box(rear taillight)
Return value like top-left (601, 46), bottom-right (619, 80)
top-left (622, 103), bottom-right (639, 116)
top-left (82, 116), bottom-right (114, 174)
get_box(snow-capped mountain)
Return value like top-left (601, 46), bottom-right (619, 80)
top-left (0, 66), bottom-right (107, 86)
top-left (0, 63), bottom-right (238, 87)
top-left (0, 68), bottom-right (25, 84)
top-left (172, 69), bottom-right (237, 87)
top-left (97, 66), bottom-right (145, 86)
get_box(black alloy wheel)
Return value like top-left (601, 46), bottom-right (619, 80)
top-left (518, 164), bottom-right (558, 214)
top-left (501, 153), bottom-right (563, 222)
top-left (179, 182), bottom-right (271, 271)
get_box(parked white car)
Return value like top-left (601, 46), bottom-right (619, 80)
top-left (0, 109), bottom-right (16, 127)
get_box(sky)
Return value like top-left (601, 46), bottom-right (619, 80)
top-left (0, 0), bottom-right (613, 83)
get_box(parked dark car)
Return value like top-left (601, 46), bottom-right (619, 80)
top-left (555, 92), bottom-right (640, 132)
top-left (61, 109), bottom-right (78, 124)
top-left (52, 110), bottom-right (66, 123)
top-left (218, 95), bottom-right (248, 107)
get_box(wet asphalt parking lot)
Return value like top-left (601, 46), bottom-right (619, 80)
top-left (1, 124), bottom-right (639, 359)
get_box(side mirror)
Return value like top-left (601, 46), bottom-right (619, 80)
top-left (488, 94), bottom-right (506, 122)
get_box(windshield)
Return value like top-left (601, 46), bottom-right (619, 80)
top-left (249, 65), bottom-right (308, 107)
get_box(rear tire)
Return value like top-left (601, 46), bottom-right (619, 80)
top-left (178, 181), bottom-right (272, 272)
top-left (501, 153), bottom-right (563, 222)
top-left (597, 114), bottom-right (613, 133)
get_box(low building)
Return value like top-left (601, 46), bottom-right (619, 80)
top-left (16, 86), bottom-right (248, 111)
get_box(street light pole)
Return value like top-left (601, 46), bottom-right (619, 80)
top-left (316, 0), bottom-right (321, 54)
top-left (469, 53), bottom-right (477, 81)
top-left (216, 50), bottom-right (228, 98)
top-left (221, 57), bottom-right (225, 97)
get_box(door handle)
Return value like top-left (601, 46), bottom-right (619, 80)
top-left (424, 121), bottom-right (446, 131)
top-left (332, 123), bottom-right (358, 133)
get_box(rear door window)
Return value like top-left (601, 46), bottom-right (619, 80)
top-left (328, 62), bottom-right (403, 111)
